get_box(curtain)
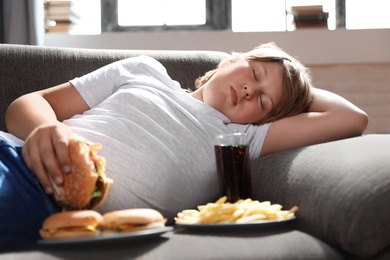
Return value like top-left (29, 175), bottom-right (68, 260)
top-left (0, 0), bottom-right (45, 45)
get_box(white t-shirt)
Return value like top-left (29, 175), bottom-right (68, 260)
top-left (5, 56), bottom-right (271, 222)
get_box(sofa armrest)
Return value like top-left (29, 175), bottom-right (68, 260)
top-left (250, 134), bottom-right (390, 257)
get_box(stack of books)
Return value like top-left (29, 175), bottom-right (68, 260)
top-left (44, 0), bottom-right (81, 33)
top-left (291, 5), bottom-right (328, 29)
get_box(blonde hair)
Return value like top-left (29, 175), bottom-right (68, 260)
top-left (196, 42), bottom-right (314, 124)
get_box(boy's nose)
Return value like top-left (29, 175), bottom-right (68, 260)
top-left (244, 85), bottom-right (253, 99)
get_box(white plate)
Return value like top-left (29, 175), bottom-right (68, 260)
top-left (37, 226), bottom-right (174, 245)
top-left (175, 217), bottom-right (296, 230)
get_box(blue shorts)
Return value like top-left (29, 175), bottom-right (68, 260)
top-left (0, 137), bottom-right (61, 244)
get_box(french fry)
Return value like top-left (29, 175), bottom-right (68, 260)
top-left (175, 196), bottom-right (298, 224)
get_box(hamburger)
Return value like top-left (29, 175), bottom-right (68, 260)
top-left (40, 210), bottom-right (103, 240)
top-left (99, 208), bottom-right (167, 235)
top-left (51, 137), bottom-right (113, 210)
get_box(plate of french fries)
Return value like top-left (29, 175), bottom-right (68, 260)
top-left (175, 196), bottom-right (298, 229)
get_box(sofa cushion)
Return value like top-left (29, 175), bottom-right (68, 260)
top-left (250, 134), bottom-right (390, 257)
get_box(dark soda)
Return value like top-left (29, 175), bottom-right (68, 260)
top-left (214, 145), bottom-right (251, 202)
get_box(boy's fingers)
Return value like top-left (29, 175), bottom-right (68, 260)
top-left (22, 144), bottom-right (54, 194)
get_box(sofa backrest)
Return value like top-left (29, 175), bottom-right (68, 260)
top-left (0, 44), bottom-right (228, 132)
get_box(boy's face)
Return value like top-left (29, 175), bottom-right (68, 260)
top-left (195, 60), bottom-right (283, 124)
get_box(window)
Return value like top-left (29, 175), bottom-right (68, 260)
top-left (59, 0), bottom-right (390, 35)
top-left (45, 0), bottom-right (101, 35)
top-left (232, 0), bottom-right (336, 32)
top-left (102, 0), bottom-right (336, 32)
top-left (345, 0), bottom-right (390, 29)
top-left (231, 0), bottom-right (287, 32)
top-left (118, 0), bottom-right (206, 26)
top-left (72, 0), bottom-right (101, 34)
top-left (101, 0), bottom-right (230, 32)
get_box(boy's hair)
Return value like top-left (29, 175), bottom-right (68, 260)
top-left (195, 42), bottom-right (314, 124)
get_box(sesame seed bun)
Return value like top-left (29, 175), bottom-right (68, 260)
top-left (51, 138), bottom-right (113, 210)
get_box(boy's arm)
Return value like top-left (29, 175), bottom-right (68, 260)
top-left (261, 88), bottom-right (368, 156)
top-left (5, 82), bottom-right (89, 194)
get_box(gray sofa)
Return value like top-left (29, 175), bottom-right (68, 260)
top-left (0, 44), bottom-right (389, 260)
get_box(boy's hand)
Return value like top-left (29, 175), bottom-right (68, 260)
top-left (22, 122), bottom-right (74, 194)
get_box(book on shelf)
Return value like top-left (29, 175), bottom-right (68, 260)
top-left (291, 5), bottom-right (328, 29)
top-left (44, 0), bottom-right (73, 6)
top-left (44, 0), bottom-right (81, 24)
top-left (47, 5), bottom-right (80, 15)
top-left (46, 21), bottom-right (73, 33)
top-left (291, 5), bottom-right (325, 16)
top-left (294, 21), bottom-right (328, 29)
top-left (293, 13), bottom-right (329, 22)
top-left (45, 12), bottom-right (81, 23)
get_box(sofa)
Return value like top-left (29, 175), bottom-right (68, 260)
top-left (0, 43), bottom-right (389, 260)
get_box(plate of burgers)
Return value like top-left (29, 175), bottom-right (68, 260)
top-left (38, 208), bottom-right (172, 244)
top-left (38, 137), bottom-right (172, 244)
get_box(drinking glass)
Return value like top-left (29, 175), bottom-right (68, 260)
top-left (214, 133), bottom-right (251, 202)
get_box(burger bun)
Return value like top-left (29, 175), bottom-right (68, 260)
top-left (51, 137), bottom-right (113, 210)
top-left (99, 208), bottom-right (167, 235)
top-left (40, 210), bottom-right (103, 240)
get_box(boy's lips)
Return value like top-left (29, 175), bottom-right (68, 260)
top-left (230, 86), bottom-right (238, 106)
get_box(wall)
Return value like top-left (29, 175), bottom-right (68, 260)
top-left (45, 28), bottom-right (390, 133)
top-left (309, 63), bottom-right (390, 134)
top-left (45, 29), bottom-right (390, 64)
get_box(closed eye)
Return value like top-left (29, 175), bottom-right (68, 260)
top-left (258, 95), bottom-right (264, 110)
top-left (252, 68), bottom-right (258, 81)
